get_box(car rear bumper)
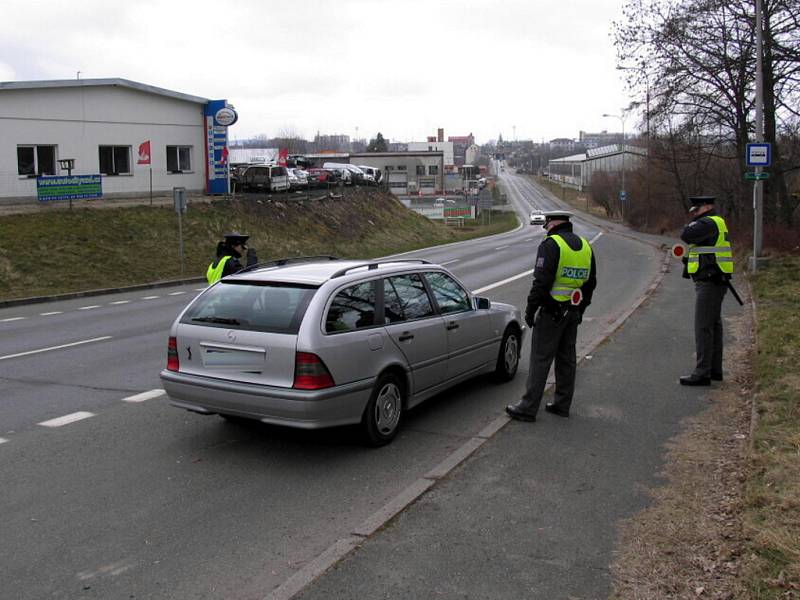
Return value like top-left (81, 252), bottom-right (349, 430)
top-left (160, 370), bottom-right (374, 429)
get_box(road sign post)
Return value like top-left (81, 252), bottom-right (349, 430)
top-left (173, 187), bottom-right (187, 275)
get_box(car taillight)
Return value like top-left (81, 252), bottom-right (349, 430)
top-left (293, 352), bottom-right (334, 390)
top-left (167, 336), bottom-right (180, 372)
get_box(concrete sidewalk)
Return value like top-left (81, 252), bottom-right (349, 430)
top-left (288, 263), bottom-right (744, 599)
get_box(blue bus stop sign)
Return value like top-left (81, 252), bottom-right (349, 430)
top-left (746, 143), bottom-right (771, 167)
top-left (619, 190), bottom-right (627, 202)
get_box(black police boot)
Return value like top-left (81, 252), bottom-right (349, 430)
top-left (505, 404), bottom-right (536, 422)
top-left (711, 371), bottom-right (723, 381)
top-left (544, 402), bottom-right (569, 418)
top-left (679, 374), bottom-right (711, 386)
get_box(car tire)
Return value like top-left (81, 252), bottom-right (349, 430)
top-left (494, 326), bottom-right (520, 382)
top-left (361, 372), bottom-right (404, 446)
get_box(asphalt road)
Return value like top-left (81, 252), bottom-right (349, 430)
top-left (0, 171), bottom-right (664, 599)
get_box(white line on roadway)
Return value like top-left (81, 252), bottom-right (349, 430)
top-left (0, 437), bottom-right (8, 445)
top-left (78, 305), bottom-right (102, 310)
top-left (40, 311), bottom-right (63, 316)
top-left (590, 232), bottom-right (603, 244)
top-left (440, 259), bottom-right (460, 266)
top-left (38, 411), bottom-right (95, 428)
top-left (0, 336), bottom-right (112, 361)
top-left (142, 296), bottom-right (160, 300)
top-left (167, 291), bottom-right (186, 296)
top-left (122, 389), bottom-right (165, 403)
top-left (194, 288), bottom-right (206, 291)
top-left (494, 245), bottom-right (509, 250)
top-left (0, 317), bottom-right (26, 322)
top-left (473, 269), bottom-right (534, 295)
top-left (109, 300), bottom-right (130, 305)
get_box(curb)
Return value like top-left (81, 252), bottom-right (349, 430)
top-left (0, 276), bottom-right (206, 309)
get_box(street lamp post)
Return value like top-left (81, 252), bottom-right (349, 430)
top-left (617, 64), bottom-right (651, 225)
top-left (603, 112), bottom-right (627, 220)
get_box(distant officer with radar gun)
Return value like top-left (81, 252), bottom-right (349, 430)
top-left (675, 196), bottom-right (742, 386)
top-left (206, 232), bottom-right (258, 285)
top-left (506, 210), bottom-right (597, 422)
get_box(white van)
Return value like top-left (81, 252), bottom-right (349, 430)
top-left (357, 165), bottom-right (382, 184)
top-left (241, 165), bottom-right (290, 192)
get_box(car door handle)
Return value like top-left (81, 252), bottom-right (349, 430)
top-left (446, 322), bottom-right (459, 330)
top-left (398, 332), bottom-right (414, 342)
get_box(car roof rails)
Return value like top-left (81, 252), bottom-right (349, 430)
top-left (330, 259), bottom-right (431, 279)
top-left (237, 256), bottom-right (340, 274)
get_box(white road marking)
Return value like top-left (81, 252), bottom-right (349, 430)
top-left (142, 295), bottom-right (160, 300)
top-left (524, 237), bottom-right (534, 241)
top-left (109, 300), bottom-right (130, 305)
top-left (167, 291), bottom-right (186, 296)
top-left (194, 288), bottom-right (206, 291)
top-left (473, 269), bottom-right (534, 295)
top-left (78, 305), bottom-right (102, 310)
top-left (440, 259), bottom-right (460, 266)
top-left (494, 245), bottom-right (509, 250)
top-left (0, 437), bottom-right (8, 445)
top-left (0, 317), bottom-right (26, 322)
top-left (38, 411), bottom-right (95, 428)
top-left (40, 311), bottom-right (63, 316)
top-left (589, 232), bottom-right (603, 244)
top-left (0, 336), bottom-right (112, 361)
top-left (122, 389), bottom-right (165, 403)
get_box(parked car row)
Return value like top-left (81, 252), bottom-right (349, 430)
top-left (231, 162), bottom-right (384, 194)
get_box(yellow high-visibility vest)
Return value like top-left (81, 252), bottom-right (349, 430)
top-left (206, 256), bottom-right (232, 284)
top-left (549, 234), bottom-right (593, 302)
top-left (687, 215), bottom-right (733, 275)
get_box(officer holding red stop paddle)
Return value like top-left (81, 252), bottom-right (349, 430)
top-left (506, 210), bottom-right (597, 422)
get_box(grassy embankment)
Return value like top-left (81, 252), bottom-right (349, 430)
top-left (744, 256), bottom-right (800, 597)
top-left (0, 188), bottom-right (517, 301)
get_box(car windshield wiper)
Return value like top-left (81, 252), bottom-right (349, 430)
top-left (191, 316), bottom-right (241, 325)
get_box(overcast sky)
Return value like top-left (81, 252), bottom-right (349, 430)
top-left (0, 0), bottom-right (638, 144)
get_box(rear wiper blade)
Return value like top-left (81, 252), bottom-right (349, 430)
top-left (191, 316), bottom-right (241, 325)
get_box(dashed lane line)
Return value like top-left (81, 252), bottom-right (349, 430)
top-left (40, 311), bottom-right (63, 316)
top-left (122, 389), bottom-right (166, 403)
top-left (0, 317), bottom-right (26, 322)
top-left (440, 259), bottom-right (460, 266)
top-left (38, 411), bottom-right (95, 428)
top-left (0, 336), bottom-right (112, 361)
top-left (78, 305), bottom-right (102, 310)
top-left (0, 438), bottom-right (8, 445)
top-left (167, 291), bottom-right (186, 296)
top-left (109, 300), bottom-right (130, 305)
top-left (141, 296), bottom-right (160, 300)
top-left (589, 232), bottom-right (603, 244)
top-left (494, 245), bottom-right (509, 250)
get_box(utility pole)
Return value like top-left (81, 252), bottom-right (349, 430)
top-left (752, 0), bottom-right (765, 271)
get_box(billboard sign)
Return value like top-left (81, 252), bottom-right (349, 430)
top-left (37, 175), bottom-right (102, 202)
top-left (205, 100), bottom-right (233, 194)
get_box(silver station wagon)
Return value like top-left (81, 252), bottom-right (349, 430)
top-left (160, 257), bottom-right (524, 446)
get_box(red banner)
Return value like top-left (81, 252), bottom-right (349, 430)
top-left (278, 148), bottom-right (288, 166)
top-left (137, 141), bottom-right (151, 165)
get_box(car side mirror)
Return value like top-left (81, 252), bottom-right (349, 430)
top-left (475, 296), bottom-right (491, 310)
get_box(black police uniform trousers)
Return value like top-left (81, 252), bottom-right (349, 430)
top-left (519, 308), bottom-right (581, 415)
top-left (693, 280), bottom-right (727, 378)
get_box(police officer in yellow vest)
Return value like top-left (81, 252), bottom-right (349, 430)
top-left (206, 232), bottom-right (258, 285)
top-left (506, 210), bottom-right (597, 422)
top-left (679, 196), bottom-right (733, 386)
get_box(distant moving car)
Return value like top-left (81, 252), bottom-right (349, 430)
top-left (530, 211), bottom-right (546, 225)
top-left (160, 258), bottom-right (524, 446)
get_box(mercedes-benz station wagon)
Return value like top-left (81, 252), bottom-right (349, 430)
top-left (160, 257), bottom-right (524, 446)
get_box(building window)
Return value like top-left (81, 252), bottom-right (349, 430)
top-left (428, 165), bottom-right (439, 175)
top-left (166, 146), bottom-right (192, 173)
top-left (397, 165), bottom-right (407, 171)
top-left (416, 165), bottom-right (425, 176)
top-left (99, 146), bottom-right (131, 175)
top-left (385, 166), bottom-right (394, 171)
top-left (17, 145), bottom-right (57, 177)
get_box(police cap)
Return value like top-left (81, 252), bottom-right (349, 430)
top-left (223, 231), bottom-right (250, 245)
top-left (542, 210), bottom-right (574, 222)
top-left (688, 196), bottom-right (715, 212)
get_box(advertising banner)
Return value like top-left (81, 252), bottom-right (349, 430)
top-left (137, 141), bottom-right (151, 165)
top-left (204, 100), bottom-right (236, 194)
top-left (37, 175), bottom-right (102, 202)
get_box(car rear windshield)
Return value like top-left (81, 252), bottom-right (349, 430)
top-left (181, 281), bottom-right (318, 334)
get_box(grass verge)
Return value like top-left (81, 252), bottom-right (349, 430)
top-left (743, 256), bottom-right (800, 597)
top-left (0, 188), bottom-right (517, 301)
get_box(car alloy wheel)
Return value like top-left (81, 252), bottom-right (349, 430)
top-left (362, 373), bottom-right (404, 446)
top-left (495, 328), bottom-right (520, 382)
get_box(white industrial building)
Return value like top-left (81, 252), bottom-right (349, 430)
top-left (548, 144), bottom-right (646, 191)
top-left (406, 141), bottom-right (454, 167)
top-left (0, 78), bottom-right (233, 201)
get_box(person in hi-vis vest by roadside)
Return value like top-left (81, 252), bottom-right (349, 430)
top-left (206, 232), bottom-right (258, 285)
top-left (678, 196), bottom-right (733, 386)
top-left (506, 210), bottom-right (597, 422)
